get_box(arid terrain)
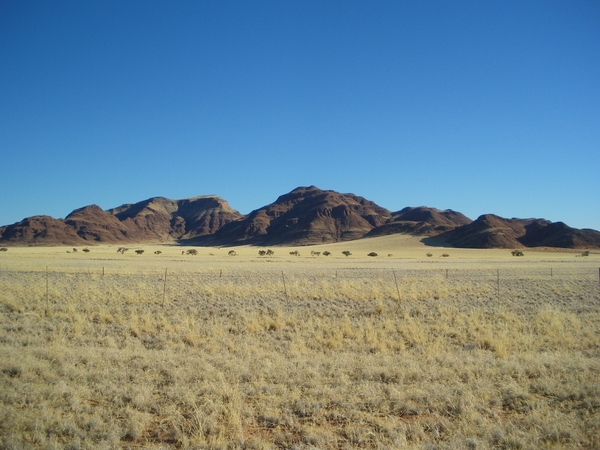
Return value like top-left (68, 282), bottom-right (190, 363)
top-left (1, 235), bottom-right (599, 449)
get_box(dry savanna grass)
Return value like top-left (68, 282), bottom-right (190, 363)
top-left (0, 238), bottom-right (599, 449)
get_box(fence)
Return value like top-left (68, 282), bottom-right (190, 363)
top-left (1, 265), bottom-right (598, 315)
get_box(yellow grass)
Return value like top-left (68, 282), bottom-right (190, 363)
top-left (0, 239), bottom-right (598, 449)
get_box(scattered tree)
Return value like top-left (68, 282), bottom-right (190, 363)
top-left (426, 253), bottom-right (433, 257)
top-left (511, 250), bottom-right (524, 257)
top-left (186, 249), bottom-right (198, 256)
top-left (441, 253), bottom-right (449, 257)
top-left (72, 248), bottom-right (78, 253)
top-left (135, 249), bottom-right (144, 255)
top-left (258, 250), bottom-right (267, 256)
top-left (322, 251), bottom-right (331, 256)
top-left (82, 248), bottom-right (90, 253)
top-left (154, 250), bottom-right (162, 255)
top-left (228, 250), bottom-right (237, 256)
top-left (266, 249), bottom-right (274, 256)
top-left (0, 247), bottom-right (7, 252)
top-left (311, 251), bottom-right (321, 257)
top-left (117, 247), bottom-right (129, 254)
top-left (581, 250), bottom-right (590, 257)
top-left (342, 251), bottom-right (352, 257)
top-left (367, 252), bottom-right (378, 257)
top-left (289, 251), bottom-right (300, 256)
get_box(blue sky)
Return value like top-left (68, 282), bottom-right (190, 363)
top-left (1, 1), bottom-right (599, 231)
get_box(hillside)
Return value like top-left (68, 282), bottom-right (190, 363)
top-left (1, 186), bottom-right (599, 249)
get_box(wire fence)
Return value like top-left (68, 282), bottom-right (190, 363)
top-left (2, 265), bottom-right (599, 314)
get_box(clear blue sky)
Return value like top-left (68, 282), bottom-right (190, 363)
top-left (1, 1), bottom-right (599, 230)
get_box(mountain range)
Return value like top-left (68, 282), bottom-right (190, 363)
top-left (1, 186), bottom-right (599, 249)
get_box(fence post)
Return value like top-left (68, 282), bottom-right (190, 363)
top-left (162, 268), bottom-right (167, 306)
top-left (393, 270), bottom-right (401, 302)
top-left (282, 271), bottom-right (288, 300)
top-left (497, 269), bottom-right (500, 304)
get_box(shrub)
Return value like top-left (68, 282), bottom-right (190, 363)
top-left (258, 250), bottom-right (266, 256)
top-left (581, 250), bottom-right (590, 257)
top-left (82, 248), bottom-right (90, 253)
top-left (426, 253), bottom-right (433, 257)
top-left (311, 251), bottom-right (321, 257)
top-left (266, 249), bottom-right (274, 256)
top-left (289, 251), bottom-right (300, 256)
top-left (135, 249), bottom-right (144, 255)
top-left (0, 247), bottom-right (7, 252)
top-left (72, 248), bottom-right (78, 253)
top-left (186, 249), bottom-right (198, 256)
top-left (388, 254), bottom-right (393, 257)
top-left (367, 252), bottom-right (378, 257)
top-left (154, 250), bottom-right (162, 255)
top-left (441, 253), bottom-right (449, 257)
top-left (322, 251), bottom-right (331, 256)
top-left (228, 250), bottom-right (237, 256)
top-left (342, 251), bottom-right (352, 257)
top-left (117, 247), bottom-right (129, 254)
top-left (511, 250), bottom-right (524, 257)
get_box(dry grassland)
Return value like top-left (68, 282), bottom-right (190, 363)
top-left (0, 237), bottom-right (599, 449)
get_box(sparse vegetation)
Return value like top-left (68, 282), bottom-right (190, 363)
top-left (154, 250), bottom-right (162, 255)
top-left (512, 250), bottom-right (525, 256)
top-left (322, 251), bottom-right (331, 256)
top-left (441, 253), bottom-right (449, 257)
top-left (72, 248), bottom-right (78, 253)
top-left (259, 250), bottom-right (267, 256)
top-left (0, 249), bottom-right (598, 449)
top-left (117, 247), bottom-right (129, 254)
top-left (311, 251), bottom-right (321, 257)
top-left (289, 250), bottom-right (300, 256)
top-left (186, 249), bottom-right (198, 256)
top-left (367, 252), bottom-right (378, 257)
top-left (82, 248), bottom-right (90, 253)
top-left (135, 249), bottom-right (144, 255)
top-left (426, 252), bottom-right (433, 257)
top-left (0, 247), bottom-right (7, 252)
top-left (266, 249), bottom-right (274, 256)
top-left (342, 250), bottom-right (352, 257)
top-left (581, 250), bottom-right (590, 256)
top-left (228, 250), bottom-right (237, 256)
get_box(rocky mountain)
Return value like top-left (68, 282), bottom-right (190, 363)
top-left (366, 206), bottom-right (472, 237)
top-left (0, 196), bottom-right (242, 246)
top-left (1, 186), bottom-right (599, 249)
top-left (425, 214), bottom-right (600, 249)
top-left (202, 186), bottom-right (393, 245)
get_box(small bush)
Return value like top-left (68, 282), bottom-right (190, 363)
top-left (441, 253), bottom-right (449, 257)
top-left (258, 250), bottom-right (266, 256)
top-left (0, 247), bottom-right (7, 252)
top-left (289, 251), bottom-right (300, 256)
top-left (388, 254), bottom-right (393, 257)
top-left (367, 252), bottom-right (378, 257)
top-left (82, 248), bottom-right (90, 253)
top-left (117, 247), bottom-right (129, 254)
top-left (266, 249), bottom-right (274, 256)
top-left (154, 250), bottom-right (162, 255)
top-left (342, 251), bottom-right (352, 257)
top-left (322, 251), bottom-right (331, 256)
top-left (511, 250), bottom-right (524, 257)
top-left (228, 250), bottom-right (237, 256)
top-left (426, 253), bottom-right (433, 257)
top-left (72, 248), bottom-right (78, 253)
top-left (186, 249), bottom-right (198, 256)
top-left (135, 249), bottom-right (144, 255)
top-left (581, 250), bottom-right (590, 257)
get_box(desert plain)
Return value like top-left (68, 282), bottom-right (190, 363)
top-left (0, 235), bottom-right (599, 449)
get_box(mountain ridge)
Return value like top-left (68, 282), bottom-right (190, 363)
top-left (1, 186), bottom-right (599, 249)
